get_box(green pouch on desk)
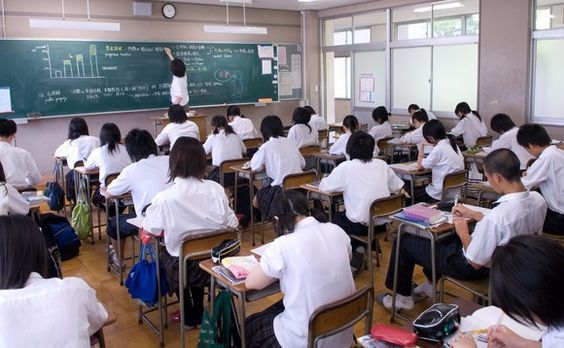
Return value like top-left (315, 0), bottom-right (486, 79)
top-left (71, 180), bottom-right (91, 240)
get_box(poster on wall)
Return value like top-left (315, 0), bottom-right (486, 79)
top-left (359, 73), bottom-right (375, 103)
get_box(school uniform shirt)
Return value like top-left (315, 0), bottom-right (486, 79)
top-left (202, 130), bottom-right (246, 166)
top-left (170, 75), bottom-right (189, 106)
top-left (54, 135), bottom-right (100, 169)
top-left (155, 120), bottom-right (200, 148)
top-left (0, 142), bottom-right (41, 189)
top-left (319, 158), bottom-right (404, 224)
top-left (421, 139), bottom-right (465, 200)
top-left (229, 116), bottom-right (259, 140)
top-left (287, 124), bottom-right (319, 148)
top-left (84, 144), bottom-right (132, 187)
top-left (0, 272), bottom-right (107, 347)
top-left (106, 155), bottom-right (171, 217)
top-left (369, 121), bottom-right (392, 141)
top-left (464, 191), bottom-right (546, 267)
top-left (400, 124), bottom-right (424, 144)
top-left (250, 137), bottom-right (305, 186)
top-left (0, 183), bottom-right (30, 216)
top-left (329, 132), bottom-right (380, 160)
top-left (449, 113), bottom-right (487, 148)
top-left (522, 145), bottom-right (564, 214)
top-left (259, 217), bottom-right (355, 348)
top-left (491, 127), bottom-right (535, 170)
top-left (142, 177), bottom-right (238, 257)
top-left (543, 325), bottom-right (564, 348)
top-left (308, 114), bottom-right (327, 131)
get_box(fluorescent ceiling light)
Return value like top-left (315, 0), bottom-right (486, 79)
top-left (414, 2), bottom-right (463, 13)
top-left (220, 0), bottom-right (252, 3)
top-left (204, 25), bottom-right (267, 34)
top-left (29, 19), bottom-right (120, 32)
top-left (298, 0), bottom-right (317, 2)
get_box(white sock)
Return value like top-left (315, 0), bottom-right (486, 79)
top-left (414, 280), bottom-right (434, 297)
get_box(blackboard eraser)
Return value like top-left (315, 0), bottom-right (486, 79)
top-left (27, 112), bottom-right (42, 119)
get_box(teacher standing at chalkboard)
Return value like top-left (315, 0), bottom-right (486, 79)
top-left (164, 47), bottom-right (189, 107)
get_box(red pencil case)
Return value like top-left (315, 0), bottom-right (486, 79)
top-left (371, 323), bottom-right (418, 347)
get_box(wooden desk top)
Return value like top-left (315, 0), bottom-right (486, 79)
top-left (74, 166), bottom-right (99, 175)
top-left (200, 258), bottom-right (248, 292)
top-left (471, 181), bottom-right (497, 194)
top-left (299, 183), bottom-right (343, 197)
top-left (389, 162), bottom-right (432, 176)
top-left (312, 151), bottom-right (346, 161)
top-left (229, 164), bottom-right (265, 175)
top-left (463, 151), bottom-right (487, 160)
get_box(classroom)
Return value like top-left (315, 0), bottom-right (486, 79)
top-left (0, 0), bottom-right (563, 347)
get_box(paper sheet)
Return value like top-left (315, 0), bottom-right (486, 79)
top-left (0, 87), bottom-right (13, 113)
top-left (279, 71), bottom-right (293, 95)
top-left (278, 46), bottom-right (287, 66)
top-left (258, 45), bottom-right (274, 59)
top-left (261, 59), bottom-right (272, 75)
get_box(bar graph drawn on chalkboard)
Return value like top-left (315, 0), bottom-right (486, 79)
top-left (32, 44), bottom-right (104, 79)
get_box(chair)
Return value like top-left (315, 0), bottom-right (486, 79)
top-left (350, 193), bottom-right (405, 284)
top-left (178, 229), bottom-right (239, 348)
top-left (307, 286), bottom-right (373, 348)
top-left (440, 170), bottom-right (468, 205)
top-left (318, 129), bottom-right (329, 149)
top-left (243, 137), bottom-right (263, 150)
top-left (300, 145), bottom-right (322, 171)
top-left (218, 158), bottom-right (250, 190)
top-left (475, 136), bottom-right (493, 147)
top-left (439, 275), bottom-right (491, 306)
top-left (377, 137), bottom-right (394, 163)
top-left (282, 170), bottom-right (317, 190)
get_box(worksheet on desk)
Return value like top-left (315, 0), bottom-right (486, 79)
top-left (389, 163), bottom-right (419, 171)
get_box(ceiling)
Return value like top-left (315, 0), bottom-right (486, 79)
top-left (168, 0), bottom-right (375, 11)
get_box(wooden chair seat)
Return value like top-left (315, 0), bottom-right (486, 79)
top-left (439, 275), bottom-right (490, 305)
top-left (475, 136), bottom-right (493, 147)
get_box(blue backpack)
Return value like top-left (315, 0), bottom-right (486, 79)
top-left (44, 163), bottom-right (65, 211)
top-left (39, 213), bottom-right (81, 261)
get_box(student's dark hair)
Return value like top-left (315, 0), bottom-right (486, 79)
top-left (260, 115), bottom-right (284, 141)
top-left (490, 114), bottom-right (515, 134)
top-left (0, 118), bottom-right (17, 137)
top-left (226, 105), bottom-right (241, 117)
top-left (372, 106), bottom-right (391, 124)
top-left (293, 107), bottom-right (312, 133)
top-left (303, 106), bottom-right (316, 116)
top-left (422, 120), bottom-right (459, 153)
top-left (407, 104), bottom-right (420, 113)
top-left (168, 104), bottom-right (188, 124)
top-left (347, 131), bottom-right (375, 163)
top-left (99, 123), bottom-right (121, 155)
top-left (68, 117), bottom-right (89, 140)
top-left (454, 102), bottom-right (482, 121)
top-left (484, 149), bottom-right (521, 182)
top-left (412, 109), bottom-right (429, 124)
top-left (270, 190), bottom-right (310, 235)
top-left (124, 128), bottom-right (158, 163)
top-left (490, 235), bottom-right (564, 329)
top-left (0, 161), bottom-right (6, 182)
top-left (170, 58), bottom-right (186, 77)
top-left (0, 215), bottom-right (48, 289)
top-left (211, 115), bottom-right (235, 136)
top-left (517, 123), bottom-right (551, 148)
top-left (342, 115), bottom-right (359, 132)
top-left (169, 136), bottom-right (206, 181)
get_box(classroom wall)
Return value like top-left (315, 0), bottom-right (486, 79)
top-left (2, 0), bottom-right (302, 174)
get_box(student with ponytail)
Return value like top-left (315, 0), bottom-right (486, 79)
top-left (408, 104), bottom-right (436, 120)
top-left (287, 107), bottom-right (319, 148)
top-left (449, 102), bottom-right (487, 148)
top-left (369, 106), bottom-right (392, 141)
top-left (400, 109), bottom-right (429, 145)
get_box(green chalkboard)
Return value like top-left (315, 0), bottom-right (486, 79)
top-left (0, 39), bottom-right (278, 118)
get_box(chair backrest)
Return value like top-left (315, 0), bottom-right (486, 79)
top-left (299, 144), bottom-right (321, 157)
top-left (73, 160), bottom-right (84, 168)
top-left (243, 137), bottom-right (263, 149)
top-left (376, 137), bottom-right (394, 150)
top-left (318, 129), bottom-right (329, 148)
top-left (219, 158), bottom-right (250, 186)
top-left (441, 170), bottom-right (468, 203)
top-left (104, 172), bottom-right (121, 187)
top-left (369, 193), bottom-right (405, 225)
top-left (282, 171), bottom-right (317, 190)
top-left (307, 286), bottom-right (373, 348)
top-left (476, 136), bottom-right (493, 147)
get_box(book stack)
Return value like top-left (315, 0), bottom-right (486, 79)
top-left (403, 204), bottom-right (444, 224)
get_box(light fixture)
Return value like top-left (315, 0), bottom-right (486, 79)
top-left (414, 2), bottom-right (463, 13)
top-left (203, 0), bottom-right (267, 35)
top-left (29, 0), bottom-right (120, 32)
top-left (298, 0), bottom-right (317, 2)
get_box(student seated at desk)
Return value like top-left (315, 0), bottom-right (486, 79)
top-left (517, 124), bottom-right (564, 235)
top-left (155, 104), bottom-right (200, 149)
top-left (490, 113), bottom-right (535, 170)
top-left (449, 102), bottom-right (487, 149)
top-left (305, 105), bottom-right (327, 131)
top-left (328, 115), bottom-right (358, 159)
top-left (414, 120), bottom-right (465, 203)
top-left (227, 105), bottom-right (259, 140)
top-left (0, 215), bottom-right (107, 346)
top-left (369, 106), bottom-right (392, 142)
top-left (320, 131), bottom-right (404, 273)
top-left (245, 190), bottom-right (355, 348)
top-left (101, 129), bottom-right (171, 267)
top-left (0, 161), bottom-right (29, 216)
top-left (399, 109), bottom-right (429, 144)
top-left (450, 235), bottom-right (564, 348)
top-left (408, 104), bottom-right (436, 120)
top-left (0, 118), bottom-right (41, 190)
top-left (287, 107), bottom-right (319, 148)
top-left (203, 115), bottom-right (247, 184)
top-left (381, 149), bottom-right (547, 310)
top-left (142, 137), bottom-right (238, 328)
top-left (250, 115), bottom-right (305, 220)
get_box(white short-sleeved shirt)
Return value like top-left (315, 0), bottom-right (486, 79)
top-left (170, 75), bottom-right (189, 106)
top-left (287, 124), bottom-right (319, 148)
top-left (229, 116), bottom-right (259, 140)
top-left (0, 142), bottom-right (41, 189)
top-left (142, 177), bottom-right (238, 257)
top-left (54, 135), bottom-right (100, 169)
top-left (522, 145), bottom-right (564, 214)
top-left (84, 144), bottom-right (132, 187)
top-left (308, 114), bottom-right (327, 131)
top-left (250, 137), bottom-right (305, 186)
top-left (400, 124), bottom-right (424, 144)
top-left (369, 121), bottom-right (393, 141)
top-left (106, 155), bottom-right (171, 217)
top-left (491, 127), bottom-right (536, 170)
top-left (155, 121), bottom-right (200, 149)
top-left (260, 217), bottom-right (355, 348)
top-left (319, 159), bottom-right (404, 224)
top-left (202, 130), bottom-right (246, 166)
top-left (0, 183), bottom-right (30, 216)
top-left (449, 113), bottom-right (488, 148)
top-left (543, 326), bottom-right (564, 348)
top-left (0, 273), bottom-right (108, 348)
top-left (464, 191), bottom-right (546, 267)
top-left (421, 139), bottom-right (465, 200)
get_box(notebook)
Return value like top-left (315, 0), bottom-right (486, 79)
top-left (221, 255), bottom-right (258, 280)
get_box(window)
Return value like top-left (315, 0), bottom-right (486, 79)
top-left (535, 1), bottom-right (564, 30)
top-left (334, 56), bottom-right (351, 99)
top-left (433, 17), bottom-right (463, 37)
top-left (353, 12), bottom-right (387, 43)
top-left (392, 47), bottom-right (432, 110)
top-left (393, 4), bottom-right (431, 40)
top-left (466, 14), bottom-right (480, 35)
top-left (324, 17), bottom-right (352, 46)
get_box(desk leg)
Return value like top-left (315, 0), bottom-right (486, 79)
top-left (85, 175), bottom-right (95, 245)
top-left (239, 291), bottom-right (247, 348)
top-left (328, 196), bottom-right (333, 222)
top-left (155, 239), bottom-right (166, 347)
top-left (430, 233), bottom-right (437, 303)
top-left (390, 223), bottom-right (404, 323)
top-left (249, 174), bottom-right (256, 246)
top-left (410, 175), bottom-right (415, 205)
top-left (210, 276), bottom-right (216, 312)
top-left (233, 174), bottom-right (239, 213)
